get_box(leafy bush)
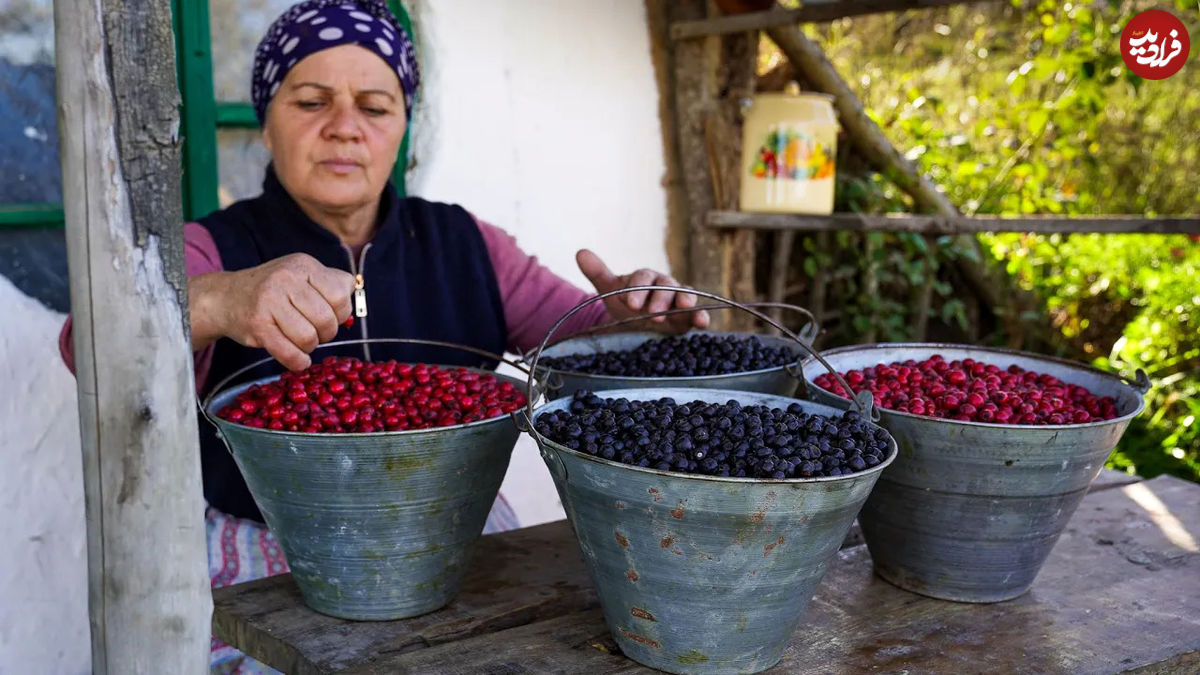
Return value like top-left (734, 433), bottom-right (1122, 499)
top-left (770, 0), bottom-right (1200, 480)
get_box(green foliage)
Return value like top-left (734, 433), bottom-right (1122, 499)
top-left (776, 1), bottom-right (1200, 481)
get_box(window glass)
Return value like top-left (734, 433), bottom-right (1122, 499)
top-left (0, 0), bottom-right (60, 205)
top-left (218, 128), bottom-right (271, 206)
top-left (210, 0), bottom-right (297, 102)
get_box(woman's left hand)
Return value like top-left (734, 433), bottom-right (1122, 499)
top-left (576, 249), bottom-right (710, 333)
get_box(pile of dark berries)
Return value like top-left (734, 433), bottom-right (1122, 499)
top-left (813, 354), bottom-right (1119, 425)
top-left (541, 333), bottom-right (795, 378)
top-left (215, 356), bottom-right (526, 433)
top-left (534, 391), bottom-right (890, 479)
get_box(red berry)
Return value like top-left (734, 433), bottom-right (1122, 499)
top-left (215, 356), bottom-right (527, 434)
top-left (815, 353), bottom-right (1119, 427)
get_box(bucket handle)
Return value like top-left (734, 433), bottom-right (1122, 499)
top-left (516, 285), bottom-right (875, 433)
top-left (197, 337), bottom-right (551, 432)
top-left (1125, 369), bottom-right (1152, 395)
top-left (523, 301), bottom-right (820, 358)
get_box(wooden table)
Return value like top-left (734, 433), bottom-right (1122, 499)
top-left (213, 471), bottom-right (1200, 674)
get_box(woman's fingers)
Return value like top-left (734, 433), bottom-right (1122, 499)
top-left (645, 275), bottom-right (683, 322)
top-left (272, 302), bottom-right (321, 359)
top-left (258, 321), bottom-right (313, 372)
top-left (622, 269), bottom-right (658, 310)
top-left (307, 266), bottom-right (356, 323)
top-left (577, 249), bottom-right (621, 294)
top-left (289, 285), bottom-right (340, 343)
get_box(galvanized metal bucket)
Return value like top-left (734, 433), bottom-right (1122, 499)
top-left (200, 338), bottom-right (543, 620)
top-left (531, 303), bottom-right (819, 400)
top-left (799, 343), bottom-right (1150, 603)
top-left (519, 288), bottom-right (895, 674)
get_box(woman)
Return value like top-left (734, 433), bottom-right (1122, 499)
top-left (59, 0), bottom-right (705, 671)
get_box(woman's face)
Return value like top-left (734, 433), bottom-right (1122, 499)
top-left (263, 44), bottom-right (407, 214)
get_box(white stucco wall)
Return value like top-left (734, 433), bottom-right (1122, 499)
top-left (0, 276), bottom-right (89, 674)
top-left (1, 1), bottom-right (665, 672)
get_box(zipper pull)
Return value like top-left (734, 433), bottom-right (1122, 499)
top-left (353, 274), bottom-right (367, 318)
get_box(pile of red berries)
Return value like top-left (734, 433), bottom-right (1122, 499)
top-left (813, 355), bottom-right (1119, 425)
top-left (215, 356), bottom-right (526, 433)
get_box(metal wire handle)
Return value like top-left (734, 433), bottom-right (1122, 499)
top-left (197, 337), bottom-right (549, 430)
top-left (526, 301), bottom-right (821, 357)
top-left (1125, 369), bottom-right (1152, 395)
top-left (517, 286), bottom-right (875, 436)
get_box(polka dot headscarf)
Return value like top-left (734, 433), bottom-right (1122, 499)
top-left (251, 0), bottom-right (419, 124)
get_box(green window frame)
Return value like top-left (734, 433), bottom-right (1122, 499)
top-left (0, 0), bottom-right (415, 230)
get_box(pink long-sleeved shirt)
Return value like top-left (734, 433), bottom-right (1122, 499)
top-left (57, 213), bottom-right (609, 390)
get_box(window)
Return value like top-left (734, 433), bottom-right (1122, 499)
top-left (0, 0), bottom-right (62, 229)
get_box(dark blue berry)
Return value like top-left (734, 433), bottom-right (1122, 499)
top-left (532, 391), bottom-right (890, 479)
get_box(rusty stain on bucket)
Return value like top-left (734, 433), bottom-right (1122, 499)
top-left (764, 535), bottom-right (785, 557)
top-left (670, 503), bottom-right (686, 520)
top-left (620, 628), bottom-right (661, 649)
top-left (631, 607), bottom-right (657, 622)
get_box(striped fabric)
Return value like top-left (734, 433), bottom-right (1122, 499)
top-left (207, 494), bottom-right (520, 674)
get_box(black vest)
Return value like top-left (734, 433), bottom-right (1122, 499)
top-left (196, 167), bottom-right (508, 522)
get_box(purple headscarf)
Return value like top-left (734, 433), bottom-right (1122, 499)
top-left (251, 0), bottom-right (419, 124)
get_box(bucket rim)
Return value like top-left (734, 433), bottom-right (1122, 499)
top-left (536, 330), bottom-right (806, 383)
top-left (528, 386), bottom-right (898, 486)
top-left (204, 367), bottom-right (529, 438)
top-left (799, 342), bottom-right (1148, 430)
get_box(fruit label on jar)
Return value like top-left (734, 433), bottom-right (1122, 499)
top-left (749, 126), bottom-right (834, 181)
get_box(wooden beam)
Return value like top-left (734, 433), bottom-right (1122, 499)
top-left (669, 0), bottom-right (735, 329)
top-left (707, 211), bottom-right (1200, 234)
top-left (644, 0), bottom-right (690, 283)
top-left (670, 0), bottom-right (998, 39)
top-left (55, 0), bottom-right (211, 672)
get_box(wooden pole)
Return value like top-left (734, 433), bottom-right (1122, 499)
top-left (55, 0), bottom-right (211, 672)
top-left (664, 0), bottom-right (763, 331)
top-left (670, 0), bottom-right (726, 324)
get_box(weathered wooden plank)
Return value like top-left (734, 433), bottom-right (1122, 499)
top-left (670, 0), bottom-right (999, 39)
top-left (348, 476), bottom-right (1199, 673)
top-left (55, 0), bottom-right (211, 671)
top-left (212, 521), bottom-right (599, 674)
top-left (707, 210), bottom-right (1200, 235)
top-left (342, 609), bottom-right (647, 675)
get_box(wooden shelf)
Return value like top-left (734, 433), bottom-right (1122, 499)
top-left (706, 210), bottom-right (1200, 235)
top-left (669, 0), bottom-right (998, 40)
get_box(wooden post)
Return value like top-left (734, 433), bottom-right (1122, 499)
top-left (714, 25), bottom-right (759, 333)
top-left (669, 0), bottom-right (725, 323)
top-left (645, 0), bottom-right (691, 284)
top-left (664, 0), bottom-right (761, 331)
top-left (55, 0), bottom-right (212, 672)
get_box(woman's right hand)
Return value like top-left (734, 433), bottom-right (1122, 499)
top-left (190, 253), bottom-right (355, 371)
